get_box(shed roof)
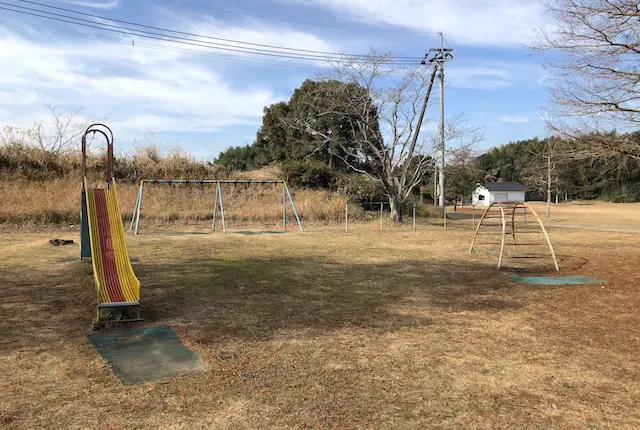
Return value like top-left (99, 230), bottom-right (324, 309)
top-left (483, 181), bottom-right (526, 192)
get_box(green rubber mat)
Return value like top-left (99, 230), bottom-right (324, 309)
top-left (87, 325), bottom-right (205, 385)
top-left (154, 232), bottom-right (210, 236)
top-left (234, 230), bottom-right (287, 235)
top-left (509, 275), bottom-right (603, 285)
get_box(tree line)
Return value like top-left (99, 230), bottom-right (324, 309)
top-left (217, 80), bottom-right (640, 205)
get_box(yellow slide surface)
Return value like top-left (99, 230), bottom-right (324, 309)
top-left (85, 179), bottom-right (140, 306)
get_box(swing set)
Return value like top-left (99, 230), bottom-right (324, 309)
top-left (129, 179), bottom-right (303, 234)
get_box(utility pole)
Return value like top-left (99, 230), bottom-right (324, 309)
top-left (428, 33), bottom-right (453, 225)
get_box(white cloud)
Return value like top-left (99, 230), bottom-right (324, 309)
top-left (62, 0), bottom-right (119, 9)
top-left (0, 15), bottom-right (340, 144)
top-left (155, 7), bottom-right (337, 67)
top-left (447, 66), bottom-right (513, 89)
top-left (499, 115), bottom-right (531, 123)
top-left (0, 34), bottom-right (269, 132)
top-left (288, 0), bottom-right (548, 47)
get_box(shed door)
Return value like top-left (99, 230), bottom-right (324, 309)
top-left (494, 192), bottom-right (509, 202)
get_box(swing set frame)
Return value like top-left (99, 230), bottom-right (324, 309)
top-left (129, 179), bottom-right (303, 234)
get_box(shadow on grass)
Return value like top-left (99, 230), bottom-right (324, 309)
top-left (0, 260), bottom-right (96, 353)
top-left (0, 255), bottom-right (523, 352)
top-left (136, 257), bottom-right (521, 343)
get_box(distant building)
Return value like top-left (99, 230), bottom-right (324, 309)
top-left (472, 182), bottom-right (526, 207)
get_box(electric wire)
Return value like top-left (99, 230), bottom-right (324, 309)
top-left (9, 0), bottom-right (424, 62)
top-left (0, 17), bottom-right (328, 70)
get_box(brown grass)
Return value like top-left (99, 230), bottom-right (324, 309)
top-left (0, 179), bottom-right (351, 228)
top-left (0, 207), bottom-right (639, 428)
top-left (527, 201), bottom-right (640, 229)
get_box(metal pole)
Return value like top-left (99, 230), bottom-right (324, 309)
top-left (217, 182), bottom-right (227, 233)
top-left (439, 66), bottom-right (446, 223)
top-left (410, 65), bottom-right (439, 150)
top-left (433, 170), bottom-right (438, 207)
top-left (134, 180), bottom-right (144, 235)
top-left (345, 202), bottom-right (348, 233)
top-left (472, 204), bottom-right (475, 229)
top-left (129, 184), bottom-right (141, 231)
top-left (380, 202), bottom-right (383, 231)
top-left (283, 183), bottom-right (287, 229)
top-left (212, 184), bottom-right (219, 231)
top-left (81, 135), bottom-right (87, 190)
top-left (413, 202), bottom-right (416, 231)
top-left (438, 33), bottom-right (447, 229)
top-left (284, 183), bottom-right (304, 232)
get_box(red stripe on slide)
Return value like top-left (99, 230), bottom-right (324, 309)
top-left (95, 189), bottom-right (126, 303)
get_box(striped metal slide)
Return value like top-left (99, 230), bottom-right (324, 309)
top-left (84, 179), bottom-right (140, 309)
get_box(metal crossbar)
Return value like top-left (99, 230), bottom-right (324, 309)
top-left (130, 179), bottom-right (303, 234)
top-left (142, 179), bottom-right (284, 184)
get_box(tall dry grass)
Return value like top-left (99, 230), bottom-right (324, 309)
top-left (0, 179), bottom-right (351, 227)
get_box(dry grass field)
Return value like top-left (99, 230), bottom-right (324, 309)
top-left (528, 201), bottom-right (640, 229)
top-left (0, 179), bottom-right (352, 227)
top-left (0, 204), bottom-right (639, 428)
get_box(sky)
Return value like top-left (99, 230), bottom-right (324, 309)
top-left (0, 0), bottom-right (554, 160)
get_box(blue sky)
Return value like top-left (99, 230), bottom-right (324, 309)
top-left (0, 0), bottom-right (552, 159)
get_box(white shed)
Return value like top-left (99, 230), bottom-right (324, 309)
top-left (472, 182), bottom-right (526, 207)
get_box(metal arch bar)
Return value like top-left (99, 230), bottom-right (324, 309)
top-left (497, 205), bottom-right (507, 269)
top-left (470, 201), bottom-right (560, 272)
top-left (85, 123), bottom-right (114, 144)
top-left (510, 205), bottom-right (518, 250)
top-left (469, 202), bottom-right (499, 252)
top-left (81, 128), bottom-right (111, 185)
top-left (521, 202), bottom-right (560, 271)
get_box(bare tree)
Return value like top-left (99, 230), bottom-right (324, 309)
top-left (0, 104), bottom-right (92, 156)
top-left (535, 0), bottom-right (640, 159)
top-left (285, 52), bottom-right (482, 222)
top-left (522, 138), bottom-right (560, 217)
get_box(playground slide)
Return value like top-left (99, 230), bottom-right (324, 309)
top-left (84, 179), bottom-right (140, 307)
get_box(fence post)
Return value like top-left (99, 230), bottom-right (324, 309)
top-left (472, 204), bottom-right (475, 229)
top-left (443, 202), bottom-right (447, 229)
top-left (345, 202), bottom-right (348, 233)
top-left (413, 202), bottom-right (416, 232)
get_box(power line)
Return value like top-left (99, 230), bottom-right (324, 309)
top-left (0, 3), bottom-right (339, 61)
top-left (0, 3), bottom-right (421, 65)
top-left (0, 17), bottom-right (327, 70)
top-left (161, 0), bottom-right (430, 35)
top-left (10, 0), bottom-right (425, 62)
